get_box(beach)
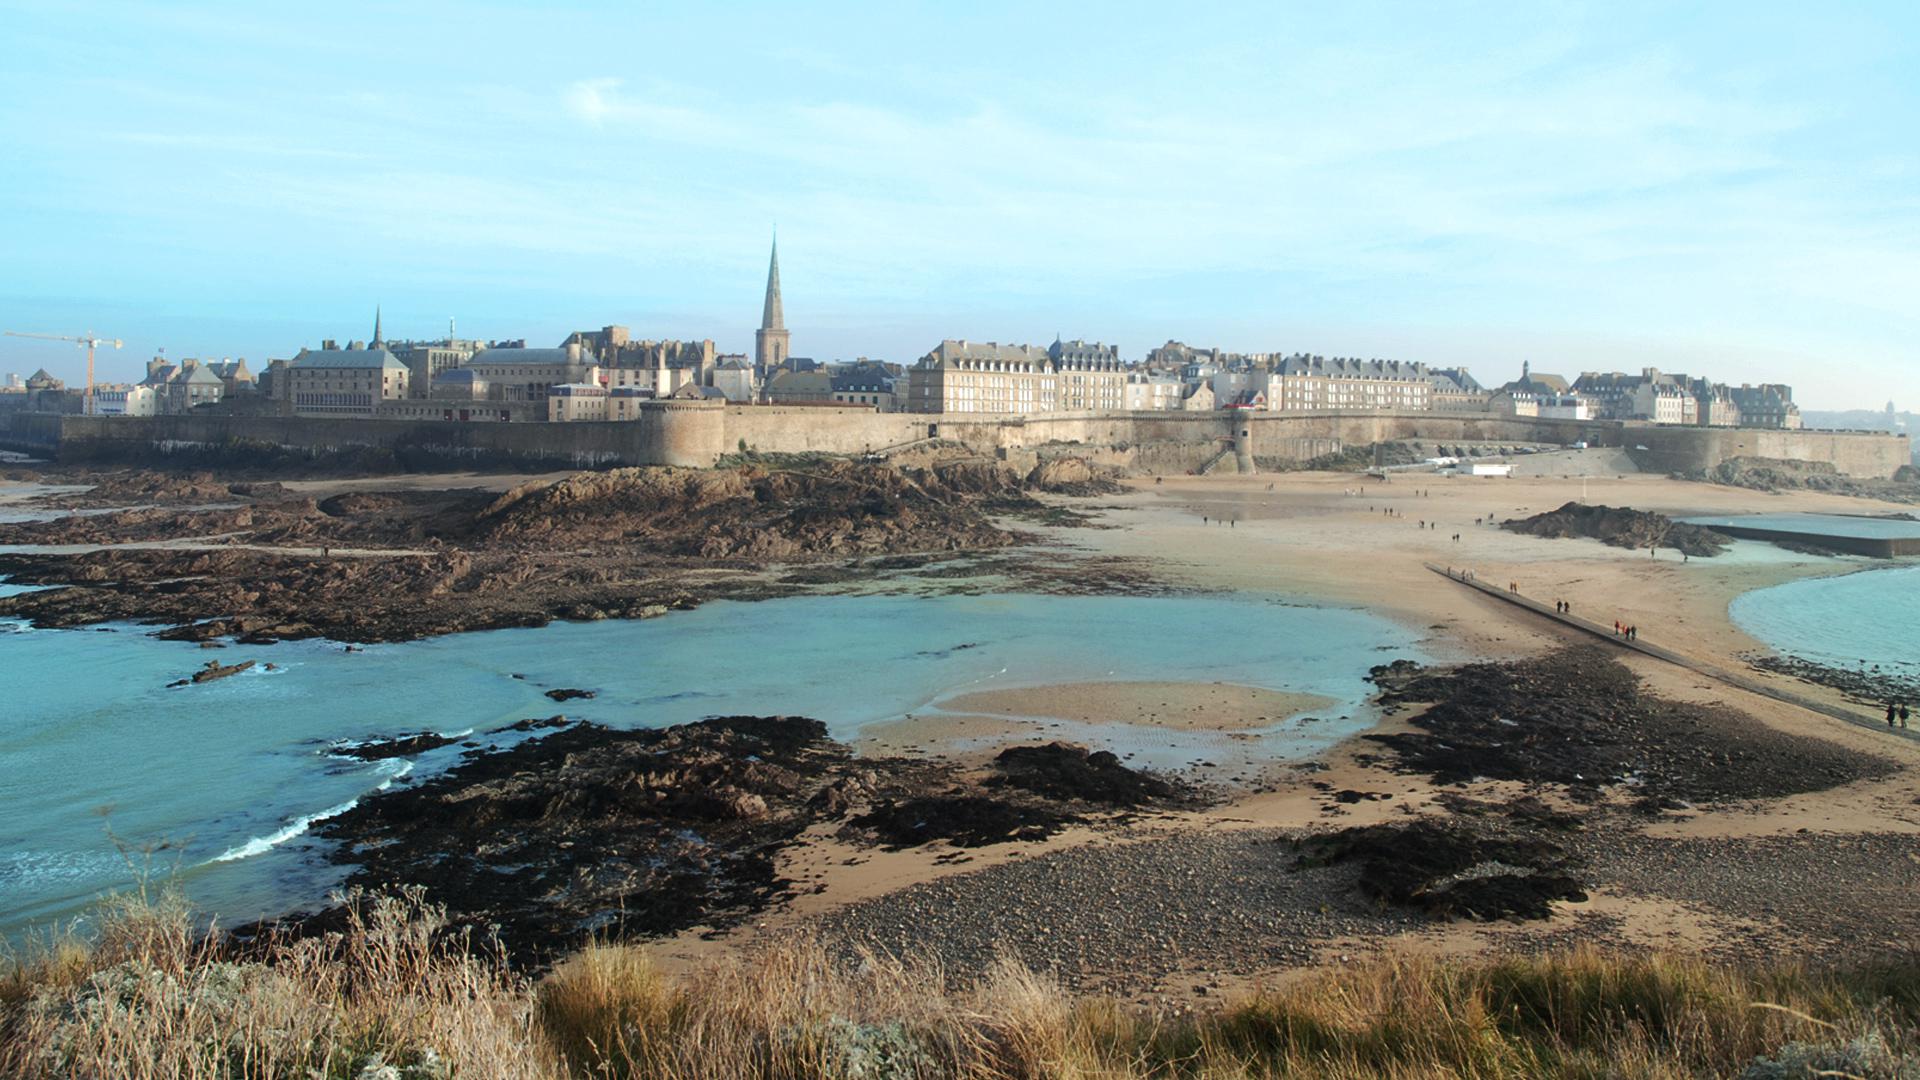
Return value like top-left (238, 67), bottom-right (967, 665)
top-left (651, 468), bottom-right (1920, 996)
top-left (3, 460), bottom-right (1917, 1001)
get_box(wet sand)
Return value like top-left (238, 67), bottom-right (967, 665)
top-left (655, 469), bottom-right (1920, 995)
top-left (937, 681), bottom-right (1335, 731)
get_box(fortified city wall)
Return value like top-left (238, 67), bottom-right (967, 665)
top-left (2, 407), bottom-right (1908, 479)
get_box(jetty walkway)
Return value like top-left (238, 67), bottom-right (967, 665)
top-left (1426, 562), bottom-right (1918, 744)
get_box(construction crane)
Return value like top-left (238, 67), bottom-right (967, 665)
top-left (3, 330), bottom-right (122, 412)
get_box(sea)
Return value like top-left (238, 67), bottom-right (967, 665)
top-left (1730, 563), bottom-right (1920, 679)
top-left (0, 591), bottom-right (1422, 939)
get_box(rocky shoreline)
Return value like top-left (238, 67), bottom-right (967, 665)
top-left (0, 460), bottom-right (1146, 643)
top-left (793, 647), bottom-right (1913, 994)
top-left (265, 717), bottom-right (1199, 965)
top-left (1746, 651), bottom-right (1920, 708)
top-left (1364, 646), bottom-right (1895, 803)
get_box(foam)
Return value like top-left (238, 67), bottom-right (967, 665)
top-left (207, 798), bottom-right (358, 864)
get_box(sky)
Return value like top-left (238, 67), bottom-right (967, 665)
top-left (1, 1), bottom-right (1916, 409)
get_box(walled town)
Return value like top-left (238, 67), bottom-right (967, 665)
top-left (4, 240), bottom-right (1920, 1080)
top-left (0, 238), bottom-right (1819, 430)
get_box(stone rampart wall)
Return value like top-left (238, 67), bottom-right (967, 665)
top-left (3, 407), bottom-right (1905, 478)
top-left (1626, 424), bottom-right (1911, 479)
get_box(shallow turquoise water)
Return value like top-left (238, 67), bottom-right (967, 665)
top-left (1683, 513), bottom-right (1920, 540)
top-left (1730, 565), bottom-right (1920, 678)
top-left (0, 592), bottom-right (1423, 936)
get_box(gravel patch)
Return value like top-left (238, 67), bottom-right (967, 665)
top-left (805, 829), bottom-right (1426, 993)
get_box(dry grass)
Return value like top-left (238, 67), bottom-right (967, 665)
top-left (4, 890), bottom-right (1916, 1078)
top-left (0, 887), bottom-right (549, 1080)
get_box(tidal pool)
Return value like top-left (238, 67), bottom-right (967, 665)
top-left (0, 592), bottom-right (1424, 935)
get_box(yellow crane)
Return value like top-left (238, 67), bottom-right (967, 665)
top-left (3, 330), bottom-right (122, 412)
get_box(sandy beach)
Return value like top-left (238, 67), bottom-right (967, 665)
top-left (654, 467), bottom-right (1920, 996)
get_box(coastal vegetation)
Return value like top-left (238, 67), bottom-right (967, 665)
top-left (4, 888), bottom-right (1916, 1078)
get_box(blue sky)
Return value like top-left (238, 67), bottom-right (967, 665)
top-left (1, 1), bottom-right (1915, 409)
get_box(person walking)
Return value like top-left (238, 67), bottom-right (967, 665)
top-left (1902, 703), bottom-right (1911, 729)
top-left (1889, 702), bottom-right (1899, 729)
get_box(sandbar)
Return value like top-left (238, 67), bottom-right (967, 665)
top-left (936, 679), bottom-right (1334, 731)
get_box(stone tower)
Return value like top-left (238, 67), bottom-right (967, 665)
top-left (754, 235), bottom-right (789, 376)
top-left (372, 305), bottom-right (383, 348)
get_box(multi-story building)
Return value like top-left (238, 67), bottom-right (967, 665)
top-left (284, 347), bottom-right (411, 416)
top-left (1270, 356), bottom-right (1432, 411)
top-left (1209, 368), bottom-right (1273, 405)
top-left (461, 344), bottom-right (597, 407)
top-left (139, 358), bottom-right (227, 413)
top-left (906, 341), bottom-right (1057, 414)
top-left (1537, 394), bottom-right (1593, 420)
top-left (1429, 368), bottom-right (1490, 412)
top-left (1488, 389), bottom-right (1541, 417)
top-left (547, 383), bottom-right (610, 422)
top-left (201, 359), bottom-right (255, 396)
top-left (388, 339), bottom-right (483, 398)
top-left (1569, 371), bottom-right (1632, 419)
top-left (830, 360), bottom-right (899, 410)
top-left (1729, 384), bottom-right (1802, 429)
top-left (1124, 371), bottom-right (1186, 411)
top-left (1631, 376), bottom-right (1699, 426)
top-left (1686, 377), bottom-right (1741, 427)
top-left (88, 384), bottom-right (157, 416)
top-left (765, 369), bottom-right (835, 405)
top-left (710, 355), bottom-right (758, 402)
top-left (1047, 339), bottom-right (1126, 412)
top-left (565, 327), bottom-right (716, 390)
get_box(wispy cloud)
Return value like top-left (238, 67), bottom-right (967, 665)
top-left (3, 3), bottom-right (1917, 406)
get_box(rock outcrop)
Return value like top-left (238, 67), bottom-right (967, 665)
top-left (1503, 501), bottom-right (1729, 557)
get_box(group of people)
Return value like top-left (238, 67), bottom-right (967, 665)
top-left (1553, 599), bottom-right (1572, 614)
top-left (1888, 702), bottom-right (1911, 730)
top-left (1614, 621), bottom-right (1639, 640)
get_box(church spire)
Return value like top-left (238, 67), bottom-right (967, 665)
top-left (760, 235), bottom-right (784, 331)
top-left (753, 231), bottom-right (791, 375)
top-left (372, 305), bottom-right (383, 347)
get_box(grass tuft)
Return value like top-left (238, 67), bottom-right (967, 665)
top-left (4, 891), bottom-right (1916, 1078)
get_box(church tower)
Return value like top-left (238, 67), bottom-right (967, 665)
top-left (754, 234), bottom-right (790, 376)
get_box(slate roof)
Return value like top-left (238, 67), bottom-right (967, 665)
top-left (291, 348), bottom-right (409, 371)
top-left (1274, 357), bottom-right (1428, 379)
top-left (468, 347), bottom-right (584, 366)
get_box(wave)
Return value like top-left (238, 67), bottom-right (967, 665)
top-left (207, 797), bottom-right (359, 864)
top-left (374, 759), bottom-right (414, 789)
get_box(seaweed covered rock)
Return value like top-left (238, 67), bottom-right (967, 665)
top-left (1369, 647), bottom-right (1895, 801)
top-left (849, 794), bottom-right (1077, 850)
top-left (1503, 501), bottom-right (1728, 557)
top-left (988, 742), bottom-right (1186, 807)
top-left (1293, 806), bottom-right (1588, 920)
